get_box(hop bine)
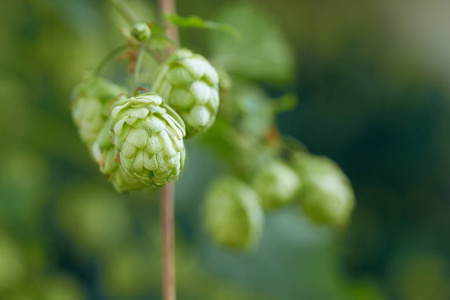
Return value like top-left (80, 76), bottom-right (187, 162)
top-left (152, 49), bottom-right (220, 137)
top-left (110, 93), bottom-right (186, 187)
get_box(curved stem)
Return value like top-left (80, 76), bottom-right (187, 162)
top-left (94, 44), bottom-right (128, 77)
top-left (108, 0), bottom-right (139, 25)
top-left (152, 33), bottom-right (180, 49)
top-left (133, 45), bottom-right (145, 89)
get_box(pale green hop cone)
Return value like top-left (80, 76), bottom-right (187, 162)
top-left (71, 77), bottom-right (127, 147)
top-left (110, 93), bottom-right (186, 187)
top-left (203, 177), bottom-right (264, 250)
top-left (152, 49), bottom-right (220, 137)
top-left (92, 123), bottom-right (146, 192)
top-left (252, 160), bottom-right (301, 210)
top-left (295, 154), bottom-right (355, 227)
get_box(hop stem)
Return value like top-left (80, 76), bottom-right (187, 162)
top-left (133, 45), bottom-right (145, 89)
top-left (158, 0), bottom-right (180, 299)
top-left (161, 181), bottom-right (176, 300)
top-left (94, 44), bottom-right (128, 77)
top-left (108, 0), bottom-right (139, 25)
top-left (158, 0), bottom-right (179, 54)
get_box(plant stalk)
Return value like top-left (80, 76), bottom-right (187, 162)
top-left (94, 44), bottom-right (128, 77)
top-left (158, 0), bottom-right (179, 298)
top-left (158, 0), bottom-right (179, 54)
top-left (161, 181), bottom-right (176, 300)
top-left (133, 45), bottom-right (145, 89)
top-left (108, 0), bottom-right (139, 25)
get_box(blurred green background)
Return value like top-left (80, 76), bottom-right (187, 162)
top-left (2, 0), bottom-right (450, 299)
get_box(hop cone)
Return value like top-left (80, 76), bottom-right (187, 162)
top-left (252, 160), bottom-right (301, 210)
top-left (92, 123), bottom-right (146, 192)
top-left (203, 177), bottom-right (264, 250)
top-left (152, 49), bottom-right (220, 137)
top-left (295, 154), bottom-right (355, 227)
top-left (71, 77), bottom-right (126, 147)
top-left (110, 93), bottom-right (186, 187)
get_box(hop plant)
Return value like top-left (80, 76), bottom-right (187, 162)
top-left (203, 177), bottom-right (264, 250)
top-left (252, 160), bottom-right (301, 210)
top-left (71, 77), bottom-right (126, 147)
top-left (110, 93), bottom-right (186, 187)
top-left (295, 154), bottom-right (355, 227)
top-left (92, 123), bottom-right (146, 192)
top-left (152, 49), bottom-right (220, 137)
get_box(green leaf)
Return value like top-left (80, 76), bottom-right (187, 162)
top-left (163, 13), bottom-right (241, 38)
top-left (209, 3), bottom-right (295, 83)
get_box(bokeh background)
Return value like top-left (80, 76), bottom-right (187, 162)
top-left (2, 0), bottom-right (450, 299)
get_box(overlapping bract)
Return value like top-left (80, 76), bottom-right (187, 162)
top-left (110, 93), bottom-right (186, 187)
top-left (252, 160), bottom-right (301, 210)
top-left (71, 78), bottom-right (126, 147)
top-left (152, 49), bottom-right (220, 137)
top-left (203, 177), bottom-right (264, 250)
top-left (92, 123), bottom-right (146, 192)
top-left (294, 154), bottom-right (355, 227)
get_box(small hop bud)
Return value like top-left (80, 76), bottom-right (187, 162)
top-left (295, 154), bottom-right (355, 227)
top-left (152, 49), bottom-right (220, 137)
top-left (252, 160), bottom-right (301, 210)
top-left (71, 77), bottom-right (127, 147)
top-left (110, 93), bottom-right (186, 187)
top-left (131, 23), bottom-right (151, 41)
top-left (203, 177), bottom-right (264, 250)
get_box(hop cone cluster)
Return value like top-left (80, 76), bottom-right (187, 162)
top-left (295, 154), bottom-right (355, 227)
top-left (110, 93), bottom-right (186, 187)
top-left (203, 177), bottom-right (264, 250)
top-left (252, 160), bottom-right (301, 210)
top-left (152, 49), bottom-right (220, 137)
top-left (71, 78), bottom-right (126, 147)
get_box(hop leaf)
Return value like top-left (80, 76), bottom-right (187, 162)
top-left (252, 160), bottom-right (301, 210)
top-left (163, 13), bottom-right (241, 38)
top-left (110, 93), bottom-right (186, 187)
top-left (203, 177), bottom-right (264, 250)
top-left (152, 49), bottom-right (220, 137)
top-left (71, 77), bottom-right (127, 147)
top-left (295, 154), bottom-right (355, 227)
top-left (209, 3), bottom-right (295, 83)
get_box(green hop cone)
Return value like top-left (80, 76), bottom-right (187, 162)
top-left (93, 123), bottom-right (146, 192)
top-left (295, 154), bottom-right (355, 227)
top-left (110, 93), bottom-right (186, 187)
top-left (71, 77), bottom-right (127, 147)
top-left (252, 160), bottom-right (301, 210)
top-left (203, 177), bottom-right (264, 250)
top-left (152, 49), bottom-right (220, 137)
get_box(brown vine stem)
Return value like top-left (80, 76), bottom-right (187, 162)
top-left (158, 0), bottom-right (179, 298)
top-left (158, 0), bottom-right (179, 54)
top-left (161, 181), bottom-right (176, 300)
